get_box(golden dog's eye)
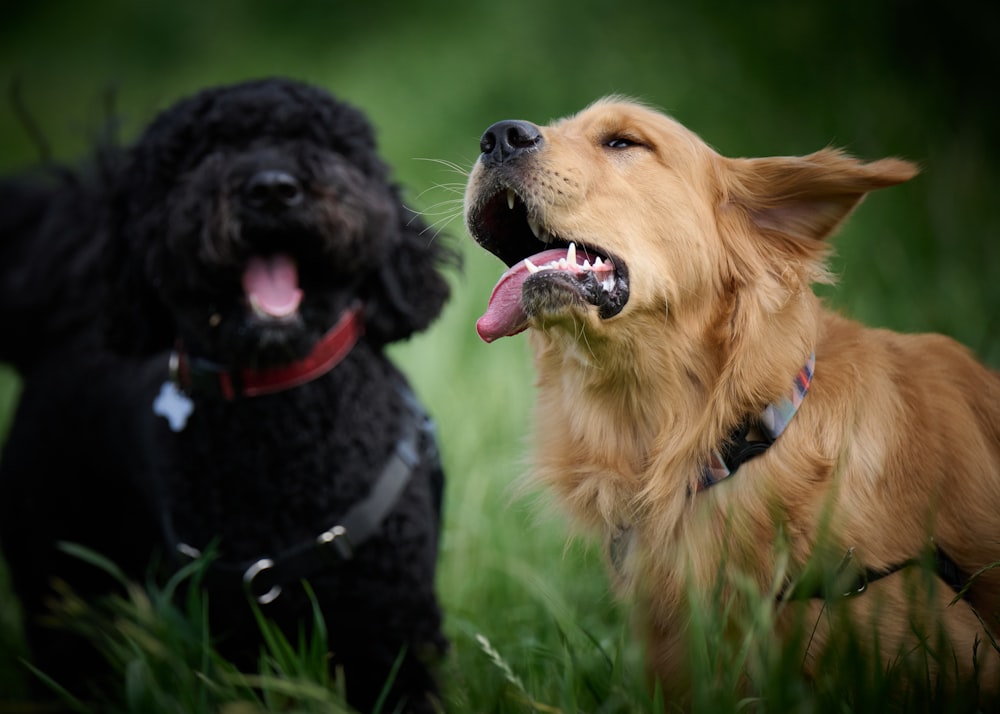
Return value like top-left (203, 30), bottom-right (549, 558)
top-left (606, 137), bottom-right (638, 149)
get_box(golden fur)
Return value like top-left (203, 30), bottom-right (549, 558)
top-left (464, 99), bottom-right (1000, 700)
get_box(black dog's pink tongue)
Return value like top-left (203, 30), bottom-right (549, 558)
top-left (243, 254), bottom-right (304, 318)
top-left (477, 248), bottom-right (568, 343)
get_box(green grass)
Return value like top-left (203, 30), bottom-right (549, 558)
top-left (1, 1), bottom-right (998, 711)
top-left (6, 534), bottom-right (992, 713)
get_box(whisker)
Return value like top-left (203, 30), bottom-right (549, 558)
top-left (413, 182), bottom-right (466, 201)
top-left (403, 158), bottom-right (472, 244)
top-left (404, 197), bottom-right (464, 219)
top-left (421, 198), bottom-right (465, 214)
top-left (404, 198), bottom-right (466, 240)
top-left (576, 320), bottom-right (602, 367)
top-left (413, 156), bottom-right (472, 177)
top-left (421, 213), bottom-right (464, 240)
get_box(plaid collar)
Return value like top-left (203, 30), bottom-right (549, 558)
top-left (696, 353), bottom-right (815, 492)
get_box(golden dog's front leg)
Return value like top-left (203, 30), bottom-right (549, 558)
top-left (642, 609), bottom-right (696, 708)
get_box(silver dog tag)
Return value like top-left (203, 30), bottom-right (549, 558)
top-left (153, 381), bottom-right (194, 432)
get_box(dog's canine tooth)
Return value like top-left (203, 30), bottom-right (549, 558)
top-left (524, 257), bottom-right (541, 274)
top-left (527, 215), bottom-right (542, 240)
top-left (567, 242), bottom-right (577, 266)
top-left (507, 189), bottom-right (516, 210)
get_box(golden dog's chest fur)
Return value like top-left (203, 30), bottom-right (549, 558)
top-left (465, 98), bottom-right (1000, 700)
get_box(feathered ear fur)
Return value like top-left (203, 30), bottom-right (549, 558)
top-left (723, 148), bottom-right (918, 248)
top-left (717, 149), bottom-right (918, 300)
top-left (361, 194), bottom-right (457, 345)
top-left (709, 148), bottom-right (920, 378)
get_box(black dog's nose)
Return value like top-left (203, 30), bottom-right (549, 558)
top-left (479, 120), bottom-right (543, 165)
top-left (243, 170), bottom-right (304, 209)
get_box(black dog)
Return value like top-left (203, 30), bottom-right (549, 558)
top-left (0, 78), bottom-right (452, 712)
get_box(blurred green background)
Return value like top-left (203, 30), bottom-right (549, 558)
top-left (0, 0), bottom-right (997, 705)
top-left (2, 0), bottom-right (997, 361)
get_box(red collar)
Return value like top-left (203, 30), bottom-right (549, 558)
top-left (173, 303), bottom-right (364, 400)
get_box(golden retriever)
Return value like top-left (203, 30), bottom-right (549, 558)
top-left (463, 98), bottom-right (1000, 702)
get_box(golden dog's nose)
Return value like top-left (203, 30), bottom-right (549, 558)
top-left (479, 119), bottom-right (543, 165)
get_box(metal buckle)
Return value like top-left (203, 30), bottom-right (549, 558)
top-left (243, 558), bottom-right (281, 605)
top-left (176, 542), bottom-right (203, 560)
top-left (836, 547), bottom-right (869, 598)
top-left (842, 573), bottom-right (869, 598)
top-left (168, 350), bottom-right (181, 385)
top-left (317, 525), bottom-right (354, 560)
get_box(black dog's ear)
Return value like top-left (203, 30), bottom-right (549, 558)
top-left (101, 173), bottom-right (176, 357)
top-left (361, 195), bottom-right (457, 345)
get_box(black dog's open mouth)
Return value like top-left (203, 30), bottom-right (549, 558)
top-left (216, 250), bottom-right (314, 368)
top-left (242, 253), bottom-right (304, 322)
top-left (467, 187), bottom-right (629, 342)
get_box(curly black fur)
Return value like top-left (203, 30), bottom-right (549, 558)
top-left (0, 78), bottom-right (453, 712)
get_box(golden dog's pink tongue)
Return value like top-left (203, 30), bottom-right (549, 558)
top-left (477, 248), bottom-right (568, 343)
top-left (242, 254), bottom-right (303, 318)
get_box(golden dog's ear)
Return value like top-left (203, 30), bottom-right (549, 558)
top-left (723, 149), bottom-right (918, 245)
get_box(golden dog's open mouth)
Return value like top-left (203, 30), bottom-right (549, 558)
top-left (467, 187), bottom-right (630, 342)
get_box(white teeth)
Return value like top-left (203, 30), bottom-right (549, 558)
top-left (522, 239), bottom-right (616, 293)
top-left (527, 216), bottom-right (542, 240)
top-left (507, 189), bottom-right (516, 210)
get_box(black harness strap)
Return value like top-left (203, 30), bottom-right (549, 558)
top-left (176, 386), bottom-right (438, 604)
top-left (646, 351), bottom-right (973, 604)
top-left (237, 424), bottom-right (421, 604)
top-left (780, 545), bottom-right (969, 602)
top-left (933, 545), bottom-right (969, 594)
top-left (710, 416), bottom-right (971, 602)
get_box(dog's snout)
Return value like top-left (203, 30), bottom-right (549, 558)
top-left (479, 120), bottom-right (543, 165)
top-left (243, 169), bottom-right (304, 210)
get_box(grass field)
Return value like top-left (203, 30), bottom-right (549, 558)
top-left (1, 2), bottom-right (998, 711)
